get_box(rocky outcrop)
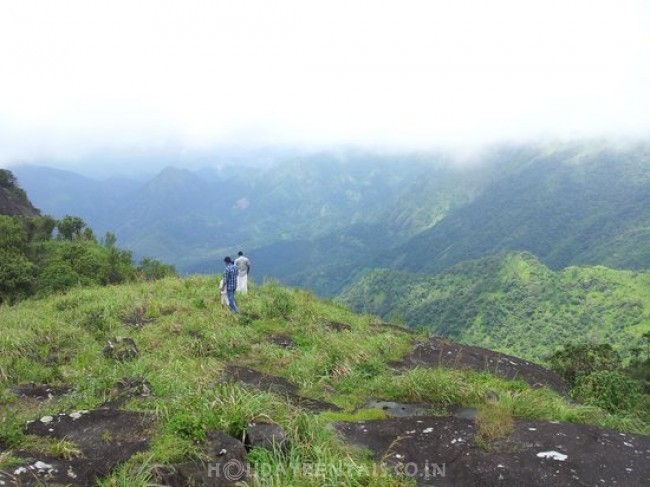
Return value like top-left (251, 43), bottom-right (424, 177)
top-left (336, 416), bottom-right (650, 486)
top-left (0, 169), bottom-right (39, 217)
top-left (392, 336), bottom-right (568, 394)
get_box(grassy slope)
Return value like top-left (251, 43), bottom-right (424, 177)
top-left (1, 276), bottom-right (647, 485)
top-left (339, 252), bottom-right (650, 363)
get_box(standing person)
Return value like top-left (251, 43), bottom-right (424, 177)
top-left (222, 256), bottom-right (239, 313)
top-left (234, 251), bottom-right (251, 294)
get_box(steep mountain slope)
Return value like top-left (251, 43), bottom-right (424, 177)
top-left (339, 252), bottom-right (650, 363)
top-left (0, 169), bottom-right (40, 216)
top-left (380, 143), bottom-right (650, 274)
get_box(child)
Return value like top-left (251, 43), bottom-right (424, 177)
top-left (219, 279), bottom-right (229, 306)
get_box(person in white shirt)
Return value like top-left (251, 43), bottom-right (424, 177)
top-left (219, 279), bottom-right (229, 306)
top-left (234, 251), bottom-right (251, 294)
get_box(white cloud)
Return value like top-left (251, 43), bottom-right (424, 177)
top-left (0, 0), bottom-right (649, 165)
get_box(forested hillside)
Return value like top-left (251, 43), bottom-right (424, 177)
top-left (380, 143), bottom-right (650, 274)
top-left (339, 252), bottom-right (650, 363)
top-left (0, 170), bottom-right (175, 304)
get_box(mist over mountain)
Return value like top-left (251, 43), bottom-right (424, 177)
top-left (10, 140), bottom-right (650, 296)
top-left (379, 142), bottom-right (650, 273)
top-left (12, 150), bottom-right (464, 283)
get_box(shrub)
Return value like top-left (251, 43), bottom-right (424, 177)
top-left (137, 258), bottom-right (177, 281)
top-left (549, 343), bottom-right (621, 387)
top-left (572, 370), bottom-right (643, 414)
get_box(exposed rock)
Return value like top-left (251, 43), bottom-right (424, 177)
top-left (267, 334), bottom-right (295, 348)
top-left (336, 416), bottom-right (650, 486)
top-left (8, 383), bottom-right (72, 401)
top-left (366, 400), bottom-right (433, 417)
top-left (0, 170), bottom-right (40, 216)
top-left (120, 307), bottom-right (156, 328)
top-left (156, 430), bottom-right (248, 486)
top-left (102, 337), bottom-right (138, 361)
top-left (244, 422), bottom-right (288, 452)
top-left (8, 409), bottom-right (152, 486)
top-left (391, 336), bottom-right (568, 394)
top-left (101, 377), bottom-right (153, 409)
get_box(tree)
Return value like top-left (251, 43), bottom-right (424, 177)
top-left (0, 169), bottom-right (17, 188)
top-left (106, 246), bottom-right (135, 284)
top-left (103, 232), bottom-right (118, 249)
top-left (56, 215), bottom-right (86, 240)
top-left (549, 343), bottom-right (621, 387)
top-left (22, 215), bottom-right (56, 243)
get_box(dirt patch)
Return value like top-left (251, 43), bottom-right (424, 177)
top-left (391, 336), bottom-right (568, 394)
top-left (222, 365), bottom-right (341, 412)
top-left (4, 409), bottom-right (153, 486)
top-left (336, 416), bottom-right (650, 486)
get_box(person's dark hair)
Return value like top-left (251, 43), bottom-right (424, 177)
top-left (224, 256), bottom-right (233, 263)
top-left (238, 251), bottom-right (244, 256)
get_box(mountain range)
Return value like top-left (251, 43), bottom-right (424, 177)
top-left (10, 141), bottom-right (650, 298)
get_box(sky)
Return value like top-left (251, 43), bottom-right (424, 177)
top-left (1, 0), bottom-right (649, 170)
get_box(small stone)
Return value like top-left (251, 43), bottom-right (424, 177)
top-left (537, 451), bottom-right (567, 462)
top-left (40, 416), bottom-right (53, 424)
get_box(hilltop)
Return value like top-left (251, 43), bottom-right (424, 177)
top-left (1, 277), bottom-right (648, 486)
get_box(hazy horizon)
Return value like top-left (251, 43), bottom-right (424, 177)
top-left (1, 0), bottom-right (649, 175)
